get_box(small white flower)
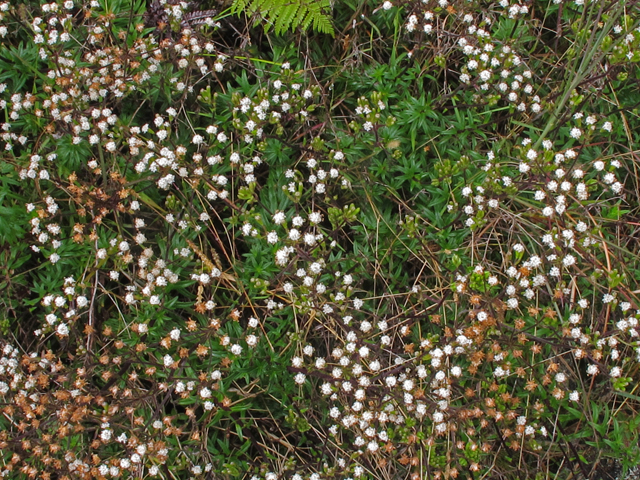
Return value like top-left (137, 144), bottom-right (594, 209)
top-left (304, 233), bottom-right (316, 246)
top-left (288, 229), bottom-right (300, 241)
top-left (56, 323), bottom-right (69, 336)
top-left (309, 211), bottom-right (323, 224)
top-left (273, 211), bottom-right (286, 224)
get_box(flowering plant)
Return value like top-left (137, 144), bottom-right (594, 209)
top-left (1, 0), bottom-right (640, 479)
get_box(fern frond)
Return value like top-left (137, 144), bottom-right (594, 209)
top-left (234, 0), bottom-right (270, 15)
top-left (274, 3), bottom-right (300, 36)
top-left (312, 11), bottom-right (333, 35)
top-left (233, 0), bottom-right (334, 36)
top-left (298, 5), bottom-right (312, 31)
top-left (304, 1), bottom-right (333, 35)
top-left (230, 0), bottom-right (249, 15)
top-left (298, 2), bottom-right (314, 30)
top-left (253, 0), bottom-right (274, 14)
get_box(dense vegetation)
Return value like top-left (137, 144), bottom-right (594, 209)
top-left (1, 0), bottom-right (640, 478)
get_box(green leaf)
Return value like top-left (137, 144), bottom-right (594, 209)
top-left (232, 0), bottom-right (334, 35)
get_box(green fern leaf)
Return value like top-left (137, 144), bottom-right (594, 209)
top-left (230, 0), bottom-right (249, 15)
top-left (312, 9), bottom-right (333, 35)
top-left (254, 0), bottom-right (274, 13)
top-left (274, 3), bottom-right (300, 36)
top-left (232, 0), bottom-right (334, 36)
top-left (297, 8), bottom-right (312, 32)
top-left (307, 0), bottom-right (333, 35)
top-left (302, 1), bottom-right (331, 33)
top-left (298, 2), bottom-right (315, 30)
